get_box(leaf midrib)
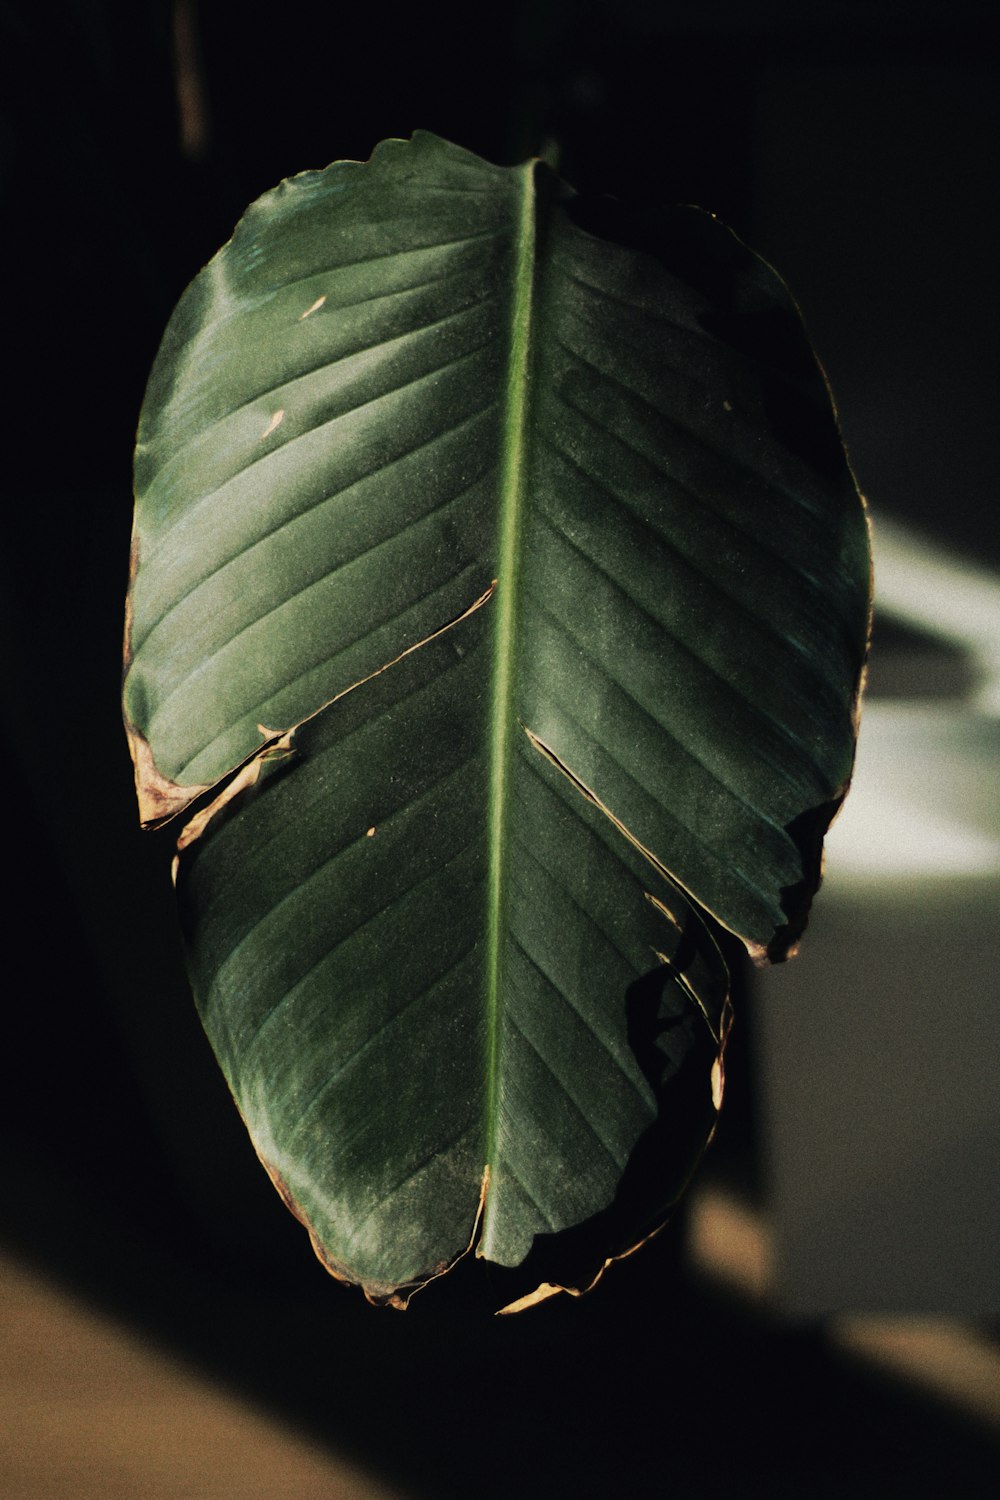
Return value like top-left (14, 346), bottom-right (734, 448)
top-left (484, 159), bottom-right (537, 1192)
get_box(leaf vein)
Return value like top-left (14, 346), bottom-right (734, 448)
top-left (527, 492), bottom-right (824, 793)
top-left (523, 569), bottom-right (799, 832)
top-left (505, 994), bottom-right (628, 1173)
top-left (552, 332), bottom-right (830, 526)
top-left (344, 1123), bottom-right (479, 1251)
top-left (288, 935), bottom-right (483, 1143)
top-left (220, 225), bottom-right (505, 305)
top-left (219, 753), bottom-right (481, 1008)
top-left (541, 432), bottom-right (829, 689)
top-left (152, 292), bottom-right (501, 497)
top-left (146, 338), bottom-right (495, 569)
top-left (521, 664), bottom-right (785, 916)
top-left (136, 406), bottom-right (495, 655)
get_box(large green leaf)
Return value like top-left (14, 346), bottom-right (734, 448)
top-left (124, 132), bottom-right (870, 1305)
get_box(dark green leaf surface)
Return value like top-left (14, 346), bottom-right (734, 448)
top-left (125, 133), bottom-right (869, 1301)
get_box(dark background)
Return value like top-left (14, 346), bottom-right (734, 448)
top-left (1, 2), bottom-right (997, 1494)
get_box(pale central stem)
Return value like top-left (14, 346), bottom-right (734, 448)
top-left (483, 159), bottom-right (537, 1216)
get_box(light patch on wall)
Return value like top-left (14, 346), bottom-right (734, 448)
top-left (874, 516), bottom-right (1000, 714)
top-left (825, 711), bottom-right (1000, 878)
top-left (825, 515), bottom-right (1000, 878)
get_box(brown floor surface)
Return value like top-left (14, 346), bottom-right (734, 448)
top-left (0, 1253), bottom-right (403, 1500)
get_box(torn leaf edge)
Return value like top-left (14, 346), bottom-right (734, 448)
top-left (127, 571), bottom-right (497, 843)
top-left (520, 722), bottom-right (770, 964)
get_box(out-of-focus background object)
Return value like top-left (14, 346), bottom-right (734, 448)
top-left (756, 520), bottom-right (1000, 1317)
top-left (1, 0), bottom-right (997, 1495)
